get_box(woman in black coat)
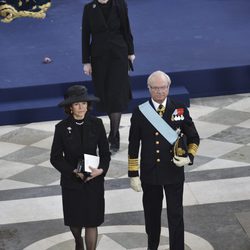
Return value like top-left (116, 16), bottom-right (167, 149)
top-left (82, 0), bottom-right (135, 152)
top-left (50, 85), bottom-right (111, 250)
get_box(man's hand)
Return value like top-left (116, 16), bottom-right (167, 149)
top-left (128, 54), bottom-right (135, 63)
top-left (173, 155), bottom-right (190, 167)
top-left (83, 63), bottom-right (92, 75)
top-left (130, 177), bottom-right (142, 192)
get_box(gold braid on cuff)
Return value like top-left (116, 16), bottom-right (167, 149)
top-left (188, 143), bottom-right (199, 156)
top-left (128, 157), bottom-right (139, 171)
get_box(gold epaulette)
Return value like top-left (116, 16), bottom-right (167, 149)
top-left (188, 143), bottom-right (199, 156)
top-left (128, 157), bottom-right (139, 172)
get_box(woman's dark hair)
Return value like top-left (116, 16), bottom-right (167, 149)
top-left (64, 102), bottom-right (93, 115)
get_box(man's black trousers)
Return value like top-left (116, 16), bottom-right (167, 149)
top-left (142, 182), bottom-right (184, 250)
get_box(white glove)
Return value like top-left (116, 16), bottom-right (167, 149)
top-left (173, 155), bottom-right (190, 167)
top-left (130, 177), bottom-right (142, 192)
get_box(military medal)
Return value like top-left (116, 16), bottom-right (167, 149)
top-left (172, 108), bottom-right (184, 121)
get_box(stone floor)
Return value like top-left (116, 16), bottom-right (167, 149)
top-left (1, 94), bottom-right (250, 250)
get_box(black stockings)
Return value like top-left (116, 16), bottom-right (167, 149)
top-left (108, 112), bottom-right (121, 138)
top-left (85, 227), bottom-right (98, 250)
top-left (70, 226), bottom-right (84, 250)
top-left (70, 226), bottom-right (82, 240)
top-left (70, 226), bottom-right (98, 250)
top-left (108, 112), bottom-right (121, 151)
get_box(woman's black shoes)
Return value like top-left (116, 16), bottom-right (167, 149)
top-left (108, 131), bottom-right (120, 153)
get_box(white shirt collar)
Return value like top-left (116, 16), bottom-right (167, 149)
top-left (151, 98), bottom-right (167, 110)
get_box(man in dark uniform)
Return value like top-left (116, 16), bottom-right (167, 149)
top-left (128, 70), bottom-right (200, 250)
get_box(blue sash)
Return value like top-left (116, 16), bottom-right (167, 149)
top-left (139, 101), bottom-right (178, 145)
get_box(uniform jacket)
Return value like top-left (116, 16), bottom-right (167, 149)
top-left (82, 0), bottom-right (134, 63)
top-left (50, 114), bottom-right (110, 190)
top-left (128, 99), bottom-right (200, 185)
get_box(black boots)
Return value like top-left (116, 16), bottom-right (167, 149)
top-left (108, 131), bottom-right (120, 153)
top-left (75, 237), bottom-right (84, 250)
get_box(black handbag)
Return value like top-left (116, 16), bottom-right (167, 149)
top-left (76, 158), bottom-right (91, 177)
top-left (128, 59), bottom-right (134, 71)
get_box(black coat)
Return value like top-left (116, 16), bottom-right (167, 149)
top-left (50, 114), bottom-right (110, 190)
top-left (128, 99), bottom-right (200, 185)
top-left (82, 0), bottom-right (134, 64)
top-left (81, 0), bottom-right (134, 113)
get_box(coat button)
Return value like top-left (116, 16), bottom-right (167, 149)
top-left (156, 141), bottom-right (159, 144)
top-left (157, 158), bottom-right (160, 162)
top-left (156, 150), bottom-right (160, 153)
top-left (155, 132), bottom-right (159, 136)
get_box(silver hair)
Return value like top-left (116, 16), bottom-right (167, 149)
top-left (147, 70), bottom-right (171, 86)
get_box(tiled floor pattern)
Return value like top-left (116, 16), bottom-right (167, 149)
top-left (1, 94), bottom-right (250, 250)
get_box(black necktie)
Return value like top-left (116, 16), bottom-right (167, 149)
top-left (157, 104), bottom-right (165, 117)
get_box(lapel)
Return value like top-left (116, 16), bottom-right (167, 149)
top-left (107, 0), bottom-right (118, 25)
top-left (90, 0), bottom-right (108, 29)
top-left (148, 99), bottom-right (156, 111)
top-left (163, 98), bottom-right (175, 120)
top-left (92, 0), bottom-right (115, 27)
top-left (66, 116), bottom-right (81, 142)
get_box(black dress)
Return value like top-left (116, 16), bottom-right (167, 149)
top-left (61, 177), bottom-right (105, 227)
top-left (50, 114), bottom-right (110, 227)
top-left (82, 0), bottom-right (134, 113)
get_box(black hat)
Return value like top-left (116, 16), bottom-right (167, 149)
top-left (58, 85), bottom-right (99, 107)
top-left (174, 133), bottom-right (188, 157)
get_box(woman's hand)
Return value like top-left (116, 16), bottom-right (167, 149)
top-left (73, 167), bottom-right (103, 182)
top-left (128, 54), bottom-right (135, 63)
top-left (83, 63), bottom-right (92, 76)
top-left (73, 169), bottom-right (85, 180)
top-left (85, 167), bottom-right (104, 182)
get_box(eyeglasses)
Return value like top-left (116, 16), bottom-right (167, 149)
top-left (148, 85), bottom-right (169, 91)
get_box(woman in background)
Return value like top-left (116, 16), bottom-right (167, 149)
top-left (50, 85), bottom-right (110, 250)
top-left (82, 0), bottom-right (135, 153)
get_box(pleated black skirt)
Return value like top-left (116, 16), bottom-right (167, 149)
top-left (61, 178), bottom-right (105, 227)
